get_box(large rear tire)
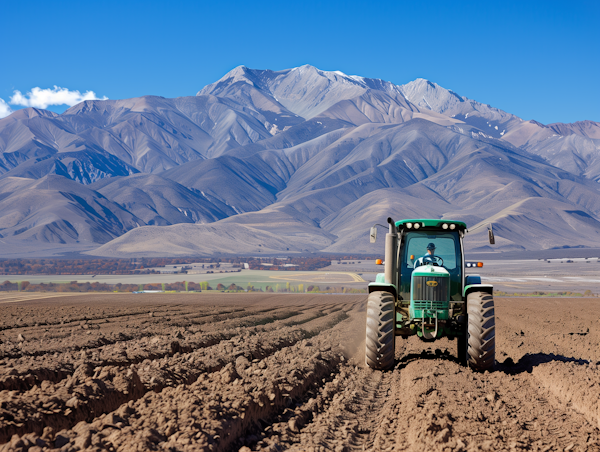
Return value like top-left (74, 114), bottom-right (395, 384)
top-left (365, 291), bottom-right (396, 370)
top-left (466, 291), bottom-right (495, 371)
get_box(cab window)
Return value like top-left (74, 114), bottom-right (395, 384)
top-left (406, 233), bottom-right (458, 269)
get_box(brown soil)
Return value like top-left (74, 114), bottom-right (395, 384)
top-left (0, 293), bottom-right (598, 451)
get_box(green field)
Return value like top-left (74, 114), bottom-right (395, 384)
top-left (1, 270), bottom-right (371, 292)
top-left (197, 270), bottom-right (367, 291)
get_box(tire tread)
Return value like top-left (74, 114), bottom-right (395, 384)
top-left (466, 291), bottom-right (496, 371)
top-left (365, 291), bottom-right (396, 370)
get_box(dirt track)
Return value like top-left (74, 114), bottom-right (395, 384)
top-left (0, 293), bottom-right (598, 451)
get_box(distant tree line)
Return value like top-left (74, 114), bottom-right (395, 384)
top-left (0, 258), bottom-right (234, 275)
top-left (0, 279), bottom-right (369, 294)
top-left (0, 280), bottom-right (207, 292)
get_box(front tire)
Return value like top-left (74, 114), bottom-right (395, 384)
top-left (365, 291), bottom-right (396, 370)
top-left (466, 291), bottom-right (495, 371)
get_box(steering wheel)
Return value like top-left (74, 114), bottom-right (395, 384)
top-left (428, 256), bottom-right (444, 267)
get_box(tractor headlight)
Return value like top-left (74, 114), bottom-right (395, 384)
top-left (442, 223), bottom-right (448, 229)
top-left (406, 223), bottom-right (412, 229)
top-left (414, 223), bottom-right (420, 229)
top-left (450, 224), bottom-right (456, 230)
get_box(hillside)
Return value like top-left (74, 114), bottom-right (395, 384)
top-left (0, 65), bottom-right (599, 256)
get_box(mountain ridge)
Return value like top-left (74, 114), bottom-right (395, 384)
top-left (0, 64), bottom-right (599, 256)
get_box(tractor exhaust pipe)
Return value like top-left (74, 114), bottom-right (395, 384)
top-left (385, 217), bottom-right (397, 285)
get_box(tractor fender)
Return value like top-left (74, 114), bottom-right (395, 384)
top-left (465, 275), bottom-right (482, 286)
top-left (368, 282), bottom-right (397, 299)
top-left (464, 284), bottom-right (494, 298)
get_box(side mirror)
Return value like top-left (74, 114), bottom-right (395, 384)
top-left (370, 226), bottom-right (377, 243)
top-left (488, 224), bottom-right (495, 245)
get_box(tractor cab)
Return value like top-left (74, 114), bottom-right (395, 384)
top-left (400, 224), bottom-right (464, 303)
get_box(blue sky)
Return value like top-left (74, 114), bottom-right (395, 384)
top-left (1, 0), bottom-right (598, 124)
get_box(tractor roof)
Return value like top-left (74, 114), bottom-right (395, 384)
top-left (395, 219), bottom-right (467, 230)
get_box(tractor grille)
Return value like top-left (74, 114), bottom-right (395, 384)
top-left (412, 275), bottom-right (449, 302)
top-left (413, 300), bottom-right (448, 310)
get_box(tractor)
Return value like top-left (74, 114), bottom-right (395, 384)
top-left (366, 218), bottom-right (496, 371)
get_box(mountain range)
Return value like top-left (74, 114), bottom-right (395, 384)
top-left (1, 64), bottom-right (599, 257)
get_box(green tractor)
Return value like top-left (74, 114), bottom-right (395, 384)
top-left (366, 218), bottom-right (496, 371)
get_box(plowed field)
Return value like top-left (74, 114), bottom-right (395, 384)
top-left (0, 293), bottom-right (598, 451)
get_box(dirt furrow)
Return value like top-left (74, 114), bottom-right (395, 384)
top-left (0, 307), bottom-right (317, 392)
top-left (387, 354), bottom-right (600, 450)
top-left (531, 360), bottom-right (600, 430)
top-left (3, 294), bottom-right (597, 451)
top-left (226, 307), bottom-right (376, 451)
top-left (0, 338), bottom-right (346, 451)
top-left (0, 303), bottom-right (208, 332)
top-left (0, 306), bottom-right (296, 360)
top-left (0, 308), bottom-right (352, 444)
top-left (248, 363), bottom-right (395, 451)
top-left (495, 298), bottom-right (600, 366)
top-left (0, 363), bottom-right (145, 445)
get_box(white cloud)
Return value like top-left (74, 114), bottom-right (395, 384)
top-left (9, 86), bottom-right (108, 109)
top-left (0, 98), bottom-right (12, 118)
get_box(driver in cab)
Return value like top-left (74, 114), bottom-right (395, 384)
top-left (414, 243), bottom-right (438, 267)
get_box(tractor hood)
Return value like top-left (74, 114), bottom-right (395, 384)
top-left (412, 265), bottom-right (450, 278)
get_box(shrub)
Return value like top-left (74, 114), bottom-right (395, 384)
top-left (187, 282), bottom-right (202, 291)
top-left (0, 281), bottom-right (18, 291)
top-left (165, 282), bottom-right (186, 291)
